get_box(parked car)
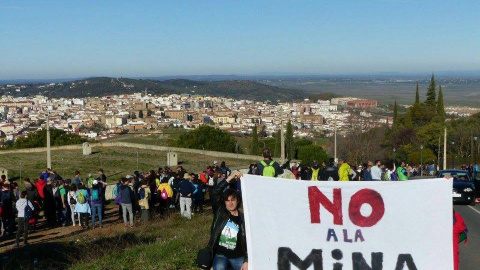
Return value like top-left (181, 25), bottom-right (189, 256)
top-left (437, 170), bottom-right (476, 205)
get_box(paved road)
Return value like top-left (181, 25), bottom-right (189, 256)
top-left (455, 203), bottom-right (480, 269)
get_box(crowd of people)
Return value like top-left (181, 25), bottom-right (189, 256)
top-left (0, 146), bottom-right (473, 270)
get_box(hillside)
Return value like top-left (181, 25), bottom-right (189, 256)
top-left (3, 77), bottom-right (307, 102)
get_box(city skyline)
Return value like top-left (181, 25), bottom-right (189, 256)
top-left (1, 0), bottom-right (480, 79)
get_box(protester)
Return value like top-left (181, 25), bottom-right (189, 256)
top-left (157, 177), bottom-right (174, 216)
top-left (138, 180), bottom-right (151, 225)
top-left (178, 174), bottom-right (195, 220)
top-left (310, 160), bottom-right (321, 181)
top-left (1, 182), bottom-right (14, 236)
top-left (90, 180), bottom-right (103, 228)
top-left (67, 184), bottom-right (79, 226)
top-left (219, 161), bottom-right (232, 177)
top-left (338, 158), bottom-right (351, 181)
top-left (371, 160), bottom-right (382, 181)
top-left (397, 161), bottom-right (409, 180)
top-left (14, 191), bottom-right (34, 247)
top-left (73, 171), bottom-right (82, 187)
top-left (74, 184), bottom-right (91, 229)
top-left (119, 178), bottom-right (135, 228)
top-left (453, 210), bottom-right (467, 270)
top-left (207, 171), bottom-right (248, 270)
top-left (255, 148), bottom-right (283, 177)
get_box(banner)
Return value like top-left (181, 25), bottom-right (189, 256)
top-left (241, 175), bottom-right (453, 270)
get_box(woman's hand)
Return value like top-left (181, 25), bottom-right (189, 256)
top-left (226, 170), bottom-right (243, 183)
top-left (241, 262), bottom-right (248, 270)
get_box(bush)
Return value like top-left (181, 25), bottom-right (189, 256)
top-left (13, 129), bottom-right (87, 149)
top-left (176, 125), bottom-right (237, 153)
top-left (297, 145), bottom-right (330, 166)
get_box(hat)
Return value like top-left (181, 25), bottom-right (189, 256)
top-left (93, 180), bottom-right (98, 185)
top-left (126, 175), bottom-right (132, 179)
top-left (359, 165), bottom-right (363, 168)
top-left (213, 160), bottom-right (218, 165)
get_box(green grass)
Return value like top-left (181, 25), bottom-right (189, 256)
top-left (0, 145), bottom-right (256, 183)
top-left (2, 211), bottom-right (212, 270)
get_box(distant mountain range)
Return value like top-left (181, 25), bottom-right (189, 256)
top-left (1, 77), bottom-right (307, 102)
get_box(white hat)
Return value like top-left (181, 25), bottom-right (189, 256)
top-left (213, 160), bottom-right (218, 165)
top-left (93, 180), bottom-right (98, 185)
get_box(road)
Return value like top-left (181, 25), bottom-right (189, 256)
top-left (455, 203), bottom-right (480, 269)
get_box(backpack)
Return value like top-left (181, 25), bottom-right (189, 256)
top-left (113, 185), bottom-right (119, 197)
top-left (160, 188), bottom-right (168, 200)
top-left (382, 171), bottom-right (390, 181)
top-left (114, 188), bottom-right (122, 205)
top-left (261, 161), bottom-right (276, 177)
top-left (139, 187), bottom-right (146, 200)
top-left (77, 191), bottom-right (86, 204)
top-left (69, 192), bottom-right (77, 205)
top-left (24, 203), bottom-right (33, 221)
top-left (92, 189), bottom-right (99, 201)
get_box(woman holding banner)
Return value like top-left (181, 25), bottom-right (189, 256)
top-left (206, 170), bottom-right (248, 270)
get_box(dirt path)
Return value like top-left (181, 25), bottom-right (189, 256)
top-left (0, 204), bottom-right (124, 251)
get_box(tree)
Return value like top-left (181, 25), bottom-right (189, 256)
top-left (415, 83), bottom-right (420, 104)
top-left (298, 145), bottom-right (329, 166)
top-left (437, 85), bottom-right (445, 122)
top-left (13, 129), bottom-right (87, 149)
top-left (138, 110), bottom-right (144, 118)
top-left (285, 120), bottom-right (294, 159)
top-left (274, 130), bottom-right (281, 158)
top-left (426, 74), bottom-right (436, 107)
top-left (393, 100), bottom-right (398, 126)
top-left (250, 125), bottom-right (260, 155)
top-left (176, 125), bottom-right (237, 153)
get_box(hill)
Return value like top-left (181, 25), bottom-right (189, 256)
top-left (3, 77), bottom-right (307, 102)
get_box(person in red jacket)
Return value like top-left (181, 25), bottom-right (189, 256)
top-left (34, 177), bottom-right (46, 199)
top-left (453, 210), bottom-right (466, 270)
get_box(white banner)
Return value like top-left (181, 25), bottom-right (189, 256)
top-left (241, 175), bottom-right (453, 270)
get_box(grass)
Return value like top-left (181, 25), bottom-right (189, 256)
top-left (1, 210), bottom-right (212, 270)
top-left (0, 145), bottom-right (257, 183)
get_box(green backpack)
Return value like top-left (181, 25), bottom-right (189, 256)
top-left (77, 191), bottom-right (86, 204)
top-left (261, 160), bottom-right (276, 177)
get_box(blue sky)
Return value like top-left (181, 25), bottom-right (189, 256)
top-left (1, 0), bottom-right (479, 79)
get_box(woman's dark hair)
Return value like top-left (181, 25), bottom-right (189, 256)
top-left (221, 161), bottom-right (226, 167)
top-left (160, 176), bottom-right (169, 184)
top-left (222, 189), bottom-right (242, 206)
top-left (92, 184), bottom-right (99, 190)
top-left (70, 184), bottom-right (77, 191)
top-left (21, 191), bottom-right (28, 198)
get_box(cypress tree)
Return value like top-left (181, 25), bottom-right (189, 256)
top-left (250, 125), bottom-right (259, 155)
top-left (274, 130), bottom-right (281, 158)
top-left (393, 100), bottom-right (398, 126)
top-left (285, 120), bottom-right (294, 159)
top-left (415, 83), bottom-right (420, 104)
top-left (425, 74), bottom-right (436, 107)
top-left (437, 85), bottom-right (445, 122)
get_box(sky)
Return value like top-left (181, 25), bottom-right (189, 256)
top-left (1, 0), bottom-right (479, 79)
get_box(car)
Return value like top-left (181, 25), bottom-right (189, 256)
top-left (437, 170), bottom-right (476, 205)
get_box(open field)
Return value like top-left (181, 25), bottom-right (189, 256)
top-left (0, 145), bottom-right (257, 182)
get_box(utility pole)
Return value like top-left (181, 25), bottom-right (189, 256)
top-left (443, 126), bottom-right (447, 170)
top-left (437, 136), bottom-right (441, 171)
top-left (334, 116), bottom-right (337, 162)
top-left (136, 151), bottom-right (139, 171)
top-left (280, 107), bottom-right (285, 164)
top-left (46, 110), bottom-right (52, 169)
